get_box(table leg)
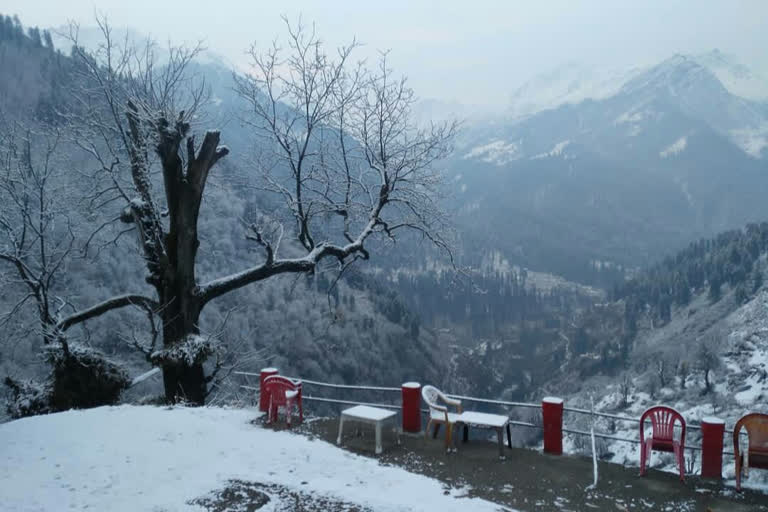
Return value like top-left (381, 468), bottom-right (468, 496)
top-left (453, 422), bottom-right (463, 453)
top-left (375, 421), bottom-right (383, 455)
top-left (506, 423), bottom-right (512, 448)
top-left (394, 418), bottom-right (401, 446)
top-left (497, 427), bottom-right (505, 460)
top-left (336, 416), bottom-right (345, 445)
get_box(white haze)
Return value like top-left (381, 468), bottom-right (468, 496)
top-left (5, 1), bottom-right (768, 107)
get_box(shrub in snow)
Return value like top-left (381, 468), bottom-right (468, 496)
top-left (3, 377), bottom-right (51, 419)
top-left (44, 343), bottom-right (130, 412)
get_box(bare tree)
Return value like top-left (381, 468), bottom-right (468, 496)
top-left (232, 20), bottom-right (456, 265)
top-left (618, 374), bottom-right (631, 408)
top-left (0, 122), bottom-right (156, 351)
top-left (678, 360), bottom-right (689, 390)
top-left (0, 121), bottom-right (159, 415)
top-left (656, 356), bottom-right (667, 388)
top-left (695, 334), bottom-right (721, 395)
top-left (56, 18), bottom-right (455, 405)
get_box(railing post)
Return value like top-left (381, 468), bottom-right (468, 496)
top-left (259, 367), bottom-right (279, 412)
top-left (701, 416), bottom-right (725, 479)
top-left (401, 382), bottom-right (422, 433)
top-left (542, 396), bottom-right (564, 455)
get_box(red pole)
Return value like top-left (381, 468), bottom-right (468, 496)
top-left (701, 416), bottom-right (725, 479)
top-left (542, 397), bottom-right (564, 455)
top-left (259, 367), bottom-right (279, 412)
top-left (401, 382), bottom-right (422, 433)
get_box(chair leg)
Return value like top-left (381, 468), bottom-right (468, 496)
top-left (463, 424), bottom-right (469, 443)
top-left (286, 399), bottom-right (293, 427)
top-left (268, 403), bottom-right (276, 424)
top-left (640, 440), bottom-right (650, 476)
top-left (424, 420), bottom-right (433, 440)
top-left (446, 423), bottom-right (453, 452)
top-left (736, 454), bottom-right (742, 491)
top-left (674, 443), bottom-right (684, 482)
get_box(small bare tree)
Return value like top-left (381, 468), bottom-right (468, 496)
top-left (656, 356), bottom-right (667, 388)
top-left (618, 374), bottom-right (631, 408)
top-left (0, 121), bottom-right (154, 414)
top-left (678, 360), bottom-right (689, 390)
top-left (0, 122), bottom-right (156, 340)
top-left (696, 334), bottom-right (721, 395)
top-left (53, 17), bottom-right (455, 405)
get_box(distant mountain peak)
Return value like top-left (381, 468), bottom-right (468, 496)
top-left (693, 49), bottom-right (768, 101)
top-left (619, 54), bottom-right (725, 99)
top-left (505, 63), bottom-right (642, 119)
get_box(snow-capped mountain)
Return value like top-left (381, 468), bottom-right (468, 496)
top-left (451, 52), bottom-right (768, 283)
top-left (466, 52), bottom-right (768, 163)
top-left (506, 62), bottom-right (644, 119)
top-left (505, 51), bottom-right (768, 132)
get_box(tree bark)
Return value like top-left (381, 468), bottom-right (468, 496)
top-left (150, 126), bottom-right (227, 405)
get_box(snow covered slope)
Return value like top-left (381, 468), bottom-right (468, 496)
top-left (694, 49), bottom-right (768, 102)
top-left (558, 287), bottom-right (768, 489)
top-left (0, 406), bottom-right (504, 512)
top-left (505, 63), bottom-right (643, 119)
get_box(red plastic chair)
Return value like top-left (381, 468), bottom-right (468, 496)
top-left (263, 376), bottom-right (303, 427)
top-left (733, 413), bottom-right (768, 491)
top-left (639, 406), bottom-right (686, 482)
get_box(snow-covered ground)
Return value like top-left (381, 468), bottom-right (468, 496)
top-left (0, 406), bottom-right (506, 512)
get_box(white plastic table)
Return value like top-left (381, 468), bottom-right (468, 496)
top-left (455, 411), bottom-right (511, 459)
top-left (336, 405), bottom-right (400, 454)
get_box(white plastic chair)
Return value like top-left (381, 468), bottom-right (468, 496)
top-left (422, 385), bottom-right (462, 451)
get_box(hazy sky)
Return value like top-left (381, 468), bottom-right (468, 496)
top-left (5, 1), bottom-right (768, 106)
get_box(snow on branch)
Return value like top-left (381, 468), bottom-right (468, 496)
top-left (57, 294), bottom-right (158, 332)
top-left (196, 230), bottom-right (373, 305)
top-left (150, 334), bottom-right (216, 367)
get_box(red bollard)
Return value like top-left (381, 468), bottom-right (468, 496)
top-left (402, 382), bottom-right (422, 433)
top-left (542, 397), bottom-right (564, 455)
top-left (701, 416), bottom-right (725, 479)
top-left (259, 367), bottom-right (279, 412)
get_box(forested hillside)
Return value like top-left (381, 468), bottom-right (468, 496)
top-left (615, 222), bottom-right (768, 328)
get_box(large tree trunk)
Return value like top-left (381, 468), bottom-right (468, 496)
top-left (162, 359), bottom-right (206, 405)
top-left (149, 126), bottom-right (226, 405)
top-left (159, 285), bottom-right (206, 404)
top-left (158, 191), bottom-right (206, 404)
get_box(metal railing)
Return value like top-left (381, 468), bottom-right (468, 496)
top-left (235, 371), bottom-right (738, 457)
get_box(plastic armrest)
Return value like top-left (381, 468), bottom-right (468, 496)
top-left (443, 396), bottom-right (461, 406)
top-left (444, 397), bottom-right (462, 413)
